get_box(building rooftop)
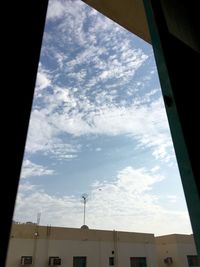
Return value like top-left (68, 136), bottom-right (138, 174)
top-left (10, 224), bottom-right (155, 243)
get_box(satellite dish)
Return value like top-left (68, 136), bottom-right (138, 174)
top-left (81, 224), bottom-right (89, 229)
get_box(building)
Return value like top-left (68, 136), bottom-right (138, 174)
top-left (6, 224), bottom-right (199, 267)
top-left (156, 234), bottom-right (199, 267)
top-left (6, 224), bottom-right (157, 267)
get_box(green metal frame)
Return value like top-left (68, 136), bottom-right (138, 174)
top-left (143, 0), bottom-right (200, 259)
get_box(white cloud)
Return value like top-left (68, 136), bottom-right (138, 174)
top-left (167, 195), bottom-right (178, 203)
top-left (14, 182), bottom-right (82, 227)
top-left (36, 72), bottom-right (51, 91)
top-left (43, 0), bottom-right (149, 91)
top-left (150, 166), bottom-right (160, 173)
top-left (45, 143), bottom-right (79, 160)
top-left (25, 109), bottom-right (80, 159)
top-left (24, 0), bottom-right (173, 165)
top-left (34, 64), bottom-right (52, 98)
top-left (21, 160), bottom-right (55, 179)
top-left (14, 167), bottom-right (192, 235)
top-left (25, 109), bottom-right (59, 153)
top-left (27, 92), bottom-right (173, 162)
top-left (54, 51), bottom-right (68, 69)
top-left (47, 0), bottom-right (88, 47)
top-left (47, 0), bottom-right (67, 20)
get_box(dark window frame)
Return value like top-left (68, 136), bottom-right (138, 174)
top-left (73, 256), bottom-right (87, 267)
top-left (130, 257), bottom-right (147, 267)
top-left (187, 255), bottom-right (199, 267)
top-left (109, 257), bottom-right (114, 266)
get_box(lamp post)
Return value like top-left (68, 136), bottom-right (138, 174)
top-left (81, 193), bottom-right (88, 225)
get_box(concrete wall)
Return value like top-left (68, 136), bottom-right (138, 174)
top-left (156, 234), bottom-right (198, 267)
top-left (82, 0), bottom-right (151, 43)
top-left (6, 224), bottom-right (157, 267)
top-left (6, 225), bottom-right (199, 267)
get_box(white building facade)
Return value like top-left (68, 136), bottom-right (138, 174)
top-left (156, 234), bottom-right (199, 267)
top-left (6, 224), bottom-right (157, 267)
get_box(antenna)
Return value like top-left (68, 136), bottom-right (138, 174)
top-left (37, 212), bottom-right (41, 225)
top-left (34, 212), bottom-right (41, 237)
top-left (81, 193), bottom-right (88, 226)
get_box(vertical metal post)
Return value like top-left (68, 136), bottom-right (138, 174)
top-left (82, 194), bottom-right (88, 226)
top-left (83, 198), bottom-right (86, 225)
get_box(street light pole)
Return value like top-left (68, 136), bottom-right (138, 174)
top-left (81, 194), bottom-right (88, 225)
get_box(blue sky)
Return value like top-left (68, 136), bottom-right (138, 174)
top-left (14, 0), bottom-right (192, 235)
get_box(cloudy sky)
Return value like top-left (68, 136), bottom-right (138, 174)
top-left (14, 0), bottom-right (192, 236)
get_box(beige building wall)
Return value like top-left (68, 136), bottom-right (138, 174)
top-left (6, 224), bottom-right (157, 267)
top-left (156, 234), bottom-right (199, 267)
top-left (82, 0), bottom-right (151, 43)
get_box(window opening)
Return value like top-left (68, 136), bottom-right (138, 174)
top-left (130, 257), bottom-right (147, 267)
top-left (109, 257), bottom-right (114, 266)
top-left (187, 255), bottom-right (199, 267)
top-left (73, 256), bottom-right (87, 267)
top-left (12, 0), bottom-right (192, 245)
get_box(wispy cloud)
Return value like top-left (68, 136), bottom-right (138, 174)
top-left (25, 109), bottom-right (80, 159)
top-left (24, 0), bottom-right (174, 163)
top-left (27, 89), bottom-right (173, 162)
top-left (150, 165), bottom-right (160, 173)
top-left (47, 0), bottom-right (75, 21)
top-left (14, 167), bottom-right (192, 235)
top-left (35, 64), bottom-right (52, 92)
top-left (21, 160), bottom-right (55, 179)
top-left (166, 195), bottom-right (178, 203)
top-left (43, 0), bottom-right (149, 90)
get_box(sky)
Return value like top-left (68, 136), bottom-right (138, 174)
top-left (13, 0), bottom-right (192, 236)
